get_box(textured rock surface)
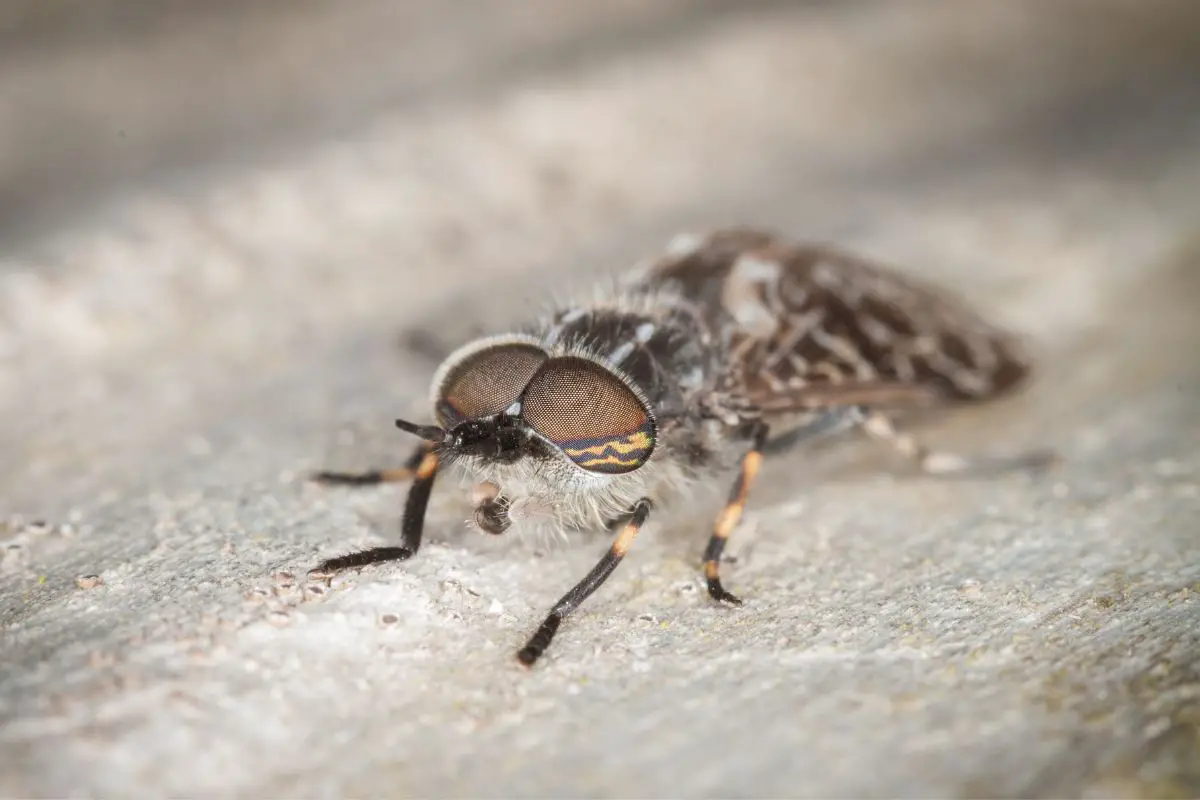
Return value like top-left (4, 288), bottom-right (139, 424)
top-left (2, 3), bottom-right (1199, 797)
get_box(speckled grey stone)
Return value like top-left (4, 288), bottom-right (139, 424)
top-left (2, 4), bottom-right (1198, 798)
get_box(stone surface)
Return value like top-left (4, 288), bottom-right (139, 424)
top-left (2, 3), bottom-right (1199, 797)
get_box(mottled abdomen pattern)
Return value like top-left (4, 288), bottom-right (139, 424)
top-left (632, 228), bottom-right (1031, 411)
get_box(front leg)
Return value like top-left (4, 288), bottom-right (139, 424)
top-left (308, 443), bottom-right (440, 578)
top-left (470, 481), bottom-right (512, 535)
top-left (517, 498), bottom-right (652, 667)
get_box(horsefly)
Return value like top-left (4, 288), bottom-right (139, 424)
top-left (307, 228), bottom-right (1054, 666)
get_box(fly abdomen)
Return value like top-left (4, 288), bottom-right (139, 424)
top-left (634, 228), bottom-right (1033, 408)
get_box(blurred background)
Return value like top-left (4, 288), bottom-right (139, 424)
top-left (3, 1), bottom-right (1199, 361)
top-left (2, 2), bottom-right (1199, 797)
top-left (4, 0), bottom-right (1200, 501)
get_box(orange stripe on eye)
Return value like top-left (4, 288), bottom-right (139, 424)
top-left (576, 452), bottom-right (647, 468)
top-left (561, 431), bottom-right (652, 459)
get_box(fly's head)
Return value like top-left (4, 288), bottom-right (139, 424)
top-left (396, 335), bottom-right (659, 511)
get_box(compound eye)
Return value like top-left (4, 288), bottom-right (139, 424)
top-left (435, 343), bottom-right (547, 426)
top-left (521, 357), bottom-right (656, 474)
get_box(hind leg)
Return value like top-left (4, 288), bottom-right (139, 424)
top-left (860, 411), bottom-right (1058, 477)
top-left (761, 406), bottom-right (865, 455)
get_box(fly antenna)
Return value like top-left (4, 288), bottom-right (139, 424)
top-left (395, 418), bottom-right (447, 442)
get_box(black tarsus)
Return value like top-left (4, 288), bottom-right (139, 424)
top-left (309, 469), bottom-right (390, 486)
top-left (309, 441), bottom-right (427, 487)
top-left (517, 498), bottom-right (653, 666)
top-left (702, 419), bottom-right (769, 605)
top-left (310, 546), bottom-right (414, 574)
top-left (308, 443), bottom-right (439, 578)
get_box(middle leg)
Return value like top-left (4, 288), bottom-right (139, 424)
top-left (702, 420), bottom-right (770, 606)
